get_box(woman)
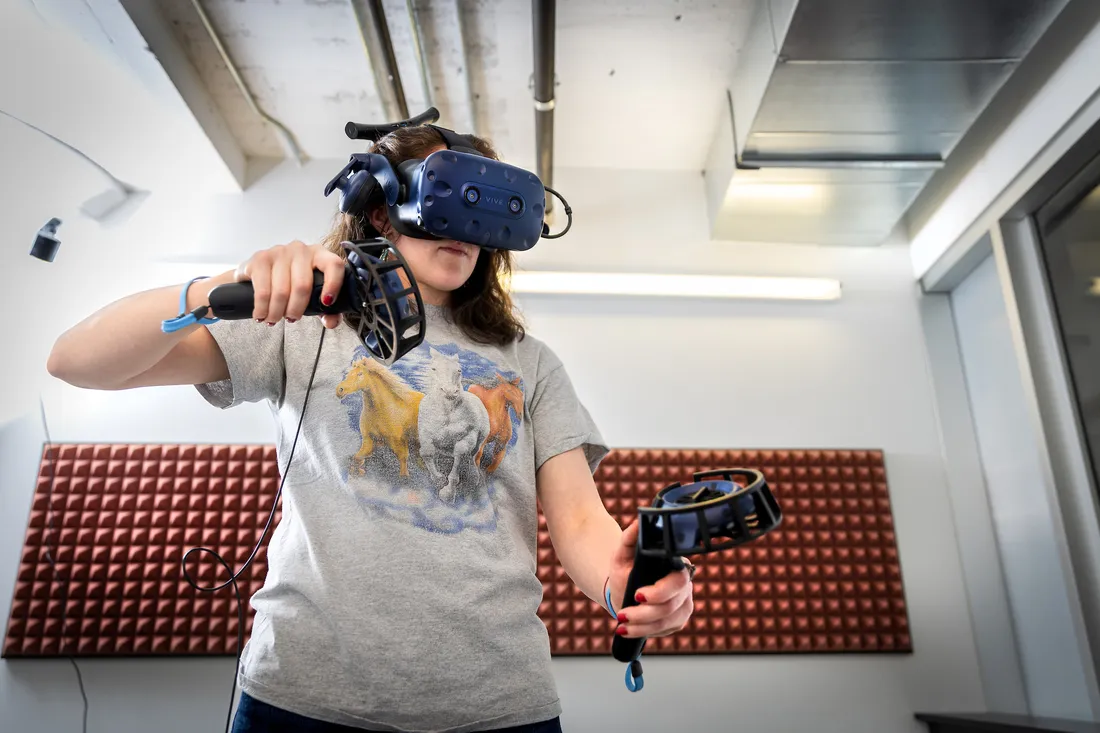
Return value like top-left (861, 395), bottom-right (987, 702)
top-left (46, 125), bottom-right (695, 732)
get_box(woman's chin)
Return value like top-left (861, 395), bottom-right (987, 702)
top-left (422, 276), bottom-right (472, 297)
top-left (427, 263), bottom-right (475, 287)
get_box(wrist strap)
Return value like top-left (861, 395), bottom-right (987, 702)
top-left (603, 576), bottom-right (617, 620)
top-left (161, 276), bottom-right (220, 333)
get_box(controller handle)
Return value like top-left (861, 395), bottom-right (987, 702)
top-left (206, 268), bottom-right (357, 320)
top-left (611, 551), bottom-right (685, 663)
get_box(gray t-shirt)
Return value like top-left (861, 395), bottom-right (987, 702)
top-left (195, 302), bottom-right (609, 732)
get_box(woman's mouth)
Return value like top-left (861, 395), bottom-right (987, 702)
top-left (439, 244), bottom-right (468, 257)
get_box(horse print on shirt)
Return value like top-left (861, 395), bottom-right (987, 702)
top-left (469, 375), bottom-right (524, 474)
top-left (336, 340), bottom-right (525, 534)
top-left (335, 356), bottom-right (424, 478)
top-left (417, 349), bottom-right (490, 503)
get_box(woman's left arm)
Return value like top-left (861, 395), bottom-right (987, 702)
top-left (536, 447), bottom-right (695, 638)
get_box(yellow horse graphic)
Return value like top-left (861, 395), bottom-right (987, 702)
top-left (336, 357), bottom-right (424, 477)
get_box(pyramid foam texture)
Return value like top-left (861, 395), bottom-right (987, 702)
top-left (4, 444), bottom-right (910, 658)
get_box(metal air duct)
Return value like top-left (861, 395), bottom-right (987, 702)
top-left (705, 0), bottom-right (1071, 246)
top-left (351, 0), bottom-right (409, 121)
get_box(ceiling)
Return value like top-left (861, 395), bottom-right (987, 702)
top-left (144, 0), bottom-right (757, 172)
top-left (34, 0), bottom-right (1080, 249)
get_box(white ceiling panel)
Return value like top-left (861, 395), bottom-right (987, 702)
top-left (147, 0), bottom-right (756, 169)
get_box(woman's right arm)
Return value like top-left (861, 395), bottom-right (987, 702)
top-left (47, 270), bottom-right (237, 390)
top-left (46, 241), bottom-right (346, 391)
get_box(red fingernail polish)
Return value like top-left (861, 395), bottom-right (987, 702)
top-left (617, 612), bottom-right (627, 623)
top-left (286, 318), bottom-right (297, 324)
top-left (635, 593), bottom-right (646, 603)
top-left (321, 294), bottom-right (334, 306)
top-left (615, 625), bottom-right (628, 635)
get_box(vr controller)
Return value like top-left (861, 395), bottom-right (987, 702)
top-left (612, 468), bottom-right (782, 692)
top-left (200, 240), bottom-right (426, 365)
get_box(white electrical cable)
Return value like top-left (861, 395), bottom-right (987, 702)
top-left (188, 0), bottom-right (305, 166)
top-left (0, 107), bottom-right (141, 221)
top-left (0, 108), bottom-right (131, 194)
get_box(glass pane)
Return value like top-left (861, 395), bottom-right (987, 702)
top-left (1036, 182), bottom-right (1100, 491)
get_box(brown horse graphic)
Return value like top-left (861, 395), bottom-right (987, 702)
top-left (469, 374), bottom-right (524, 474)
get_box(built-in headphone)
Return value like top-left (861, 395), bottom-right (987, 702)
top-left (332, 169), bottom-right (383, 219)
top-left (334, 123), bottom-right (482, 225)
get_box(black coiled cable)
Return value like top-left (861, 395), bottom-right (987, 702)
top-left (541, 186), bottom-right (572, 239)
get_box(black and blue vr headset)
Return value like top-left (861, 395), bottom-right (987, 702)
top-left (195, 111), bottom-right (572, 366)
top-left (324, 107), bottom-right (570, 251)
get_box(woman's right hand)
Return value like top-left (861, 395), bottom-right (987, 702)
top-left (235, 240), bottom-right (346, 329)
top-left (47, 240), bottom-right (347, 391)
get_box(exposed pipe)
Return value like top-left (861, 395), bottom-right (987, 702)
top-left (189, 0), bottom-right (304, 166)
top-left (454, 0), bottom-right (481, 136)
top-left (532, 0), bottom-right (555, 212)
top-left (405, 0), bottom-right (433, 108)
top-left (350, 0), bottom-right (409, 121)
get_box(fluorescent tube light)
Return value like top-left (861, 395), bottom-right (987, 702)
top-left (725, 183), bottom-right (822, 202)
top-left (507, 271), bottom-right (841, 300)
top-left (155, 262), bottom-right (842, 301)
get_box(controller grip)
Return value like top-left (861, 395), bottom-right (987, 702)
top-left (611, 553), bottom-right (685, 663)
top-left (207, 268), bottom-right (356, 320)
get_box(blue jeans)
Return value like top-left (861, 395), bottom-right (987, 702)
top-left (231, 692), bottom-right (564, 733)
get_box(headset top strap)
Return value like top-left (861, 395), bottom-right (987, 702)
top-left (427, 125), bottom-right (483, 156)
top-left (345, 107), bottom-right (440, 142)
top-left (344, 107), bottom-right (484, 157)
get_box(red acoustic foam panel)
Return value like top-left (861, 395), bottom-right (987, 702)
top-left (4, 445), bottom-right (911, 658)
top-left (542, 449), bottom-right (911, 655)
top-left (4, 444), bottom-right (278, 658)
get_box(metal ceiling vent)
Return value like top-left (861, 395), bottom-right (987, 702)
top-left (704, 0), bottom-right (1070, 246)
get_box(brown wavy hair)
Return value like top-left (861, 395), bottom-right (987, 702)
top-left (320, 126), bottom-right (525, 346)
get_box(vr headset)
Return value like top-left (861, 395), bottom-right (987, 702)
top-left (324, 107), bottom-right (570, 251)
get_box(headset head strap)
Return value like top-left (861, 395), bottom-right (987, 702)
top-left (344, 107), bottom-right (483, 157)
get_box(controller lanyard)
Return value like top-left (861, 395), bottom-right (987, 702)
top-left (604, 559), bottom-right (697, 692)
top-left (605, 579), bottom-right (644, 692)
top-left (162, 277), bottom-right (220, 333)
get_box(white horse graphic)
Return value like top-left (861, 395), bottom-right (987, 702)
top-left (417, 349), bottom-right (490, 502)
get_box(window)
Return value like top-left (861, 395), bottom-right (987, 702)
top-left (1035, 160), bottom-right (1100, 494)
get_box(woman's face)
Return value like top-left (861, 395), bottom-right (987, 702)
top-left (390, 233), bottom-right (481, 306)
top-left (367, 146), bottom-right (481, 306)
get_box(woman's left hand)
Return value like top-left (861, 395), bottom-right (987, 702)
top-left (606, 520), bottom-right (695, 638)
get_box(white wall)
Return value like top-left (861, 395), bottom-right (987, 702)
top-left (521, 244), bottom-right (986, 732)
top-left (950, 253), bottom-right (1095, 719)
top-left (0, 1), bottom-right (240, 195)
top-left (0, 139), bottom-right (990, 733)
